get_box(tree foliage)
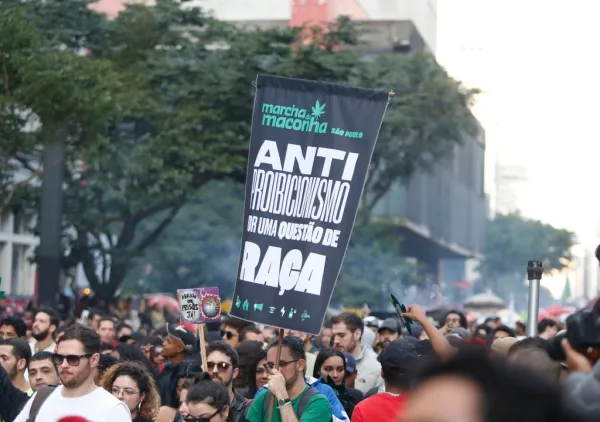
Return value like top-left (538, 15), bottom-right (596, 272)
top-left (355, 53), bottom-right (480, 212)
top-left (478, 212), bottom-right (576, 300)
top-left (1, 0), bottom-right (478, 300)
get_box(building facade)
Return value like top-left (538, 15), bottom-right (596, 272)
top-left (0, 209), bottom-right (37, 295)
top-left (494, 164), bottom-right (528, 215)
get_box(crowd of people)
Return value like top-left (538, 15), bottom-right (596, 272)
top-left (0, 295), bottom-right (599, 421)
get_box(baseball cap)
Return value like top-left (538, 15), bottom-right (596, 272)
top-left (378, 339), bottom-right (418, 374)
top-left (378, 318), bottom-right (401, 333)
top-left (449, 327), bottom-right (471, 340)
top-left (342, 352), bottom-right (356, 373)
top-left (166, 324), bottom-right (196, 350)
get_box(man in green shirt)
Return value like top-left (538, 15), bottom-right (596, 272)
top-left (246, 336), bottom-right (332, 422)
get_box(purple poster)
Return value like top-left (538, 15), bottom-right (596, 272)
top-left (177, 287), bottom-right (221, 324)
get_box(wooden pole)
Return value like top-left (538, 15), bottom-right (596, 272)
top-left (267, 328), bottom-right (285, 422)
top-left (198, 324), bottom-right (208, 372)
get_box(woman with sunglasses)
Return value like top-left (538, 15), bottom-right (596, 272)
top-left (185, 373), bottom-right (230, 422)
top-left (101, 361), bottom-right (160, 422)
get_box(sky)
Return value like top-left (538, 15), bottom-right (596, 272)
top-left (436, 0), bottom-right (600, 249)
top-left (436, 0), bottom-right (600, 298)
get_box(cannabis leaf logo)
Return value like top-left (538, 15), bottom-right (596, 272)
top-left (311, 100), bottom-right (326, 119)
top-left (0, 276), bottom-right (4, 299)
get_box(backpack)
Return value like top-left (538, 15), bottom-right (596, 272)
top-left (26, 386), bottom-right (56, 422)
top-left (261, 386), bottom-right (320, 419)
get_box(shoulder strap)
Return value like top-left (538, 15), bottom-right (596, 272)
top-left (26, 386), bottom-right (56, 422)
top-left (296, 386), bottom-right (320, 417)
top-left (262, 392), bottom-right (271, 416)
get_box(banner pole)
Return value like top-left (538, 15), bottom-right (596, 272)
top-left (526, 261), bottom-right (543, 337)
top-left (268, 328), bottom-right (285, 422)
top-left (198, 324), bottom-right (208, 372)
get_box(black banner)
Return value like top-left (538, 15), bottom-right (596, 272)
top-left (230, 75), bottom-right (390, 334)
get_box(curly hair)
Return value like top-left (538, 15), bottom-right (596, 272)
top-left (101, 361), bottom-right (160, 420)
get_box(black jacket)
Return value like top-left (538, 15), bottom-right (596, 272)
top-left (229, 389), bottom-right (251, 422)
top-left (0, 364), bottom-right (30, 421)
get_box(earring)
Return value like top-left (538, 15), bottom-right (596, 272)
top-left (138, 401), bottom-right (142, 411)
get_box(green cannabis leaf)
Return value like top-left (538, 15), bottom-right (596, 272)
top-left (311, 100), bottom-right (326, 119)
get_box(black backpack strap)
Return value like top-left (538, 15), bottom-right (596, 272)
top-left (296, 387), bottom-right (320, 418)
top-left (26, 386), bottom-right (56, 422)
top-left (262, 392), bottom-right (272, 416)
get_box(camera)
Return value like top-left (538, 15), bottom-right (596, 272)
top-left (546, 308), bottom-right (600, 361)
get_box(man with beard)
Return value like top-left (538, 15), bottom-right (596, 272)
top-left (97, 317), bottom-right (116, 345)
top-left (157, 324), bottom-right (198, 408)
top-left (332, 312), bottom-right (382, 394)
top-left (13, 324), bottom-right (130, 422)
top-left (376, 319), bottom-right (402, 352)
top-left (205, 341), bottom-right (249, 421)
top-left (30, 308), bottom-right (59, 354)
top-left (246, 336), bottom-right (332, 422)
top-left (0, 337), bottom-right (32, 393)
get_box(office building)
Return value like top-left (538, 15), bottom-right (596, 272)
top-left (494, 164), bottom-right (528, 215)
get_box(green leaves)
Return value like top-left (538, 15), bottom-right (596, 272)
top-left (478, 212), bottom-right (576, 299)
top-left (355, 53), bottom-right (480, 213)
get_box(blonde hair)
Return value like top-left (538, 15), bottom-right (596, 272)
top-left (101, 361), bottom-right (160, 419)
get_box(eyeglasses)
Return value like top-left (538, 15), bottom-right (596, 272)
top-left (52, 353), bottom-right (93, 366)
top-left (206, 361), bottom-right (232, 373)
top-left (111, 387), bottom-right (140, 398)
top-left (220, 330), bottom-right (237, 340)
top-left (263, 360), bottom-right (299, 370)
top-left (185, 406), bottom-right (223, 422)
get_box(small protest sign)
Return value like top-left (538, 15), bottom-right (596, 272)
top-left (177, 287), bottom-right (221, 324)
top-left (230, 75), bottom-right (391, 334)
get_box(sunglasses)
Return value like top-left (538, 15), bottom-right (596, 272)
top-left (52, 353), bottom-right (93, 367)
top-left (185, 407), bottom-right (223, 422)
top-left (206, 361), bottom-right (232, 373)
top-left (220, 330), bottom-right (236, 340)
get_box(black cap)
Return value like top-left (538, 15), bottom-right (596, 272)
top-left (167, 324), bottom-right (196, 351)
top-left (378, 318), bottom-right (401, 333)
top-left (378, 339), bottom-right (418, 374)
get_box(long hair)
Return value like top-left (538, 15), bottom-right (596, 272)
top-left (101, 361), bottom-right (160, 420)
top-left (313, 348), bottom-right (346, 380)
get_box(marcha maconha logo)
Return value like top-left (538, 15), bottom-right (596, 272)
top-left (261, 100), bottom-right (328, 134)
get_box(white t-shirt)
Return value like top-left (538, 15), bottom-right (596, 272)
top-left (13, 385), bottom-right (131, 422)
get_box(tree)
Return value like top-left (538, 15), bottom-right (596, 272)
top-left (119, 181), bottom-right (244, 295)
top-left (355, 53), bottom-right (480, 214)
top-left (2, 0), bottom-right (481, 300)
top-left (477, 212), bottom-right (576, 300)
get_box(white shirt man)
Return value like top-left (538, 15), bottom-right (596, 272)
top-left (14, 325), bottom-right (130, 422)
